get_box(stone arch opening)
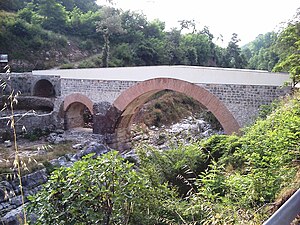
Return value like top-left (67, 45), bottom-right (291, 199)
top-left (132, 90), bottom-right (222, 130)
top-left (65, 103), bottom-right (93, 129)
top-left (33, 79), bottom-right (55, 97)
top-left (63, 93), bottom-right (94, 130)
top-left (111, 78), bottom-right (240, 150)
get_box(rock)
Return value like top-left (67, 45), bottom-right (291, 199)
top-left (4, 140), bottom-right (12, 148)
top-left (49, 159), bottom-right (60, 166)
top-left (58, 156), bottom-right (67, 164)
top-left (202, 129), bottom-right (212, 137)
top-left (9, 196), bottom-right (23, 207)
top-left (132, 135), bottom-right (142, 141)
top-left (142, 135), bottom-right (149, 140)
top-left (122, 149), bottom-right (139, 163)
top-left (55, 129), bottom-right (65, 135)
top-left (47, 133), bottom-right (65, 144)
top-left (47, 133), bottom-right (57, 143)
top-left (54, 135), bottom-right (65, 144)
top-left (0, 181), bottom-right (14, 202)
top-left (1, 203), bottom-right (27, 225)
top-left (72, 143), bottom-right (83, 150)
top-left (75, 142), bottom-right (109, 159)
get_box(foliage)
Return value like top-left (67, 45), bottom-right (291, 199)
top-left (137, 91), bottom-right (300, 224)
top-left (222, 33), bottom-right (247, 68)
top-left (27, 91), bottom-right (300, 224)
top-left (273, 12), bottom-right (300, 88)
top-left (96, 6), bottom-right (125, 67)
top-left (243, 32), bottom-right (279, 71)
top-left (28, 151), bottom-right (176, 225)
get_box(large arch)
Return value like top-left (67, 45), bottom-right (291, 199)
top-left (63, 93), bottom-right (94, 129)
top-left (113, 78), bottom-right (240, 135)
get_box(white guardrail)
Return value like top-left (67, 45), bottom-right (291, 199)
top-left (263, 189), bottom-right (300, 225)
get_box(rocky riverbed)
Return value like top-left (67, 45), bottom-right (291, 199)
top-left (131, 115), bottom-right (223, 150)
top-left (0, 114), bottom-right (222, 224)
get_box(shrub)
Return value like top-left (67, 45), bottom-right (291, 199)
top-left (28, 151), bottom-right (176, 225)
top-left (60, 63), bottom-right (74, 69)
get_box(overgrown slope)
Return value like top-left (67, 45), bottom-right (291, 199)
top-left (137, 91), bottom-right (300, 224)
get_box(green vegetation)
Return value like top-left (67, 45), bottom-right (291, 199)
top-left (243, 9), bottom-right (300, 87)
top-left (1, 0), bottom-right (298, 79)
top-left (28, 151), bottom-right (176, 225)
top-left (0, 0), bottom-right (248, 72)
top-left (28, 91), bottom-right (300, 224)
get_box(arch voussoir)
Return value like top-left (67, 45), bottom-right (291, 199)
top-left (112, 78), bottom-right (240, 135)
top-left (63, 93), bottom-right (94, 114)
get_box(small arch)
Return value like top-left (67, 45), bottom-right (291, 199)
top-left (113, 78), bottom-right (240, 135)
top-left (63, 93), bottom-right (94, 130)
top-left (33, 79), bottom-right (56, 97)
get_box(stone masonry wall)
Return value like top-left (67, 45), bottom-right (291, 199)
top-left (0, 111), bottom-right (60, 142)
top-left (61, 79), bottom-right (137, 102)
top-left (0, 73), bottom-right (61, 96)
top-left (200, 83), bottom-right (290, 127)
top-left (61, 78), bottom-right (290, 128)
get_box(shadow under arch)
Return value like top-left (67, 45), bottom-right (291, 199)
top-left (112, 78), bottom-right (240, 142)
top-left (63, 93), bottom-right (94, 129)
top-left (32, 79), bottom-right (56, 97)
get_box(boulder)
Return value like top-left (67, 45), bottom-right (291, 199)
top-left (75, 142), bottom-right (110, 159)
top-left (4, 140), bottom-right (12, 148)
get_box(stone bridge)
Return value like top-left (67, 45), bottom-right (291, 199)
top-left (1, 66), bottom-right (290, 150)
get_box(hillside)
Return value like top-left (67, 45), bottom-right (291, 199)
top-left (0, 0), bottom-right (250, 72)
top-left (1, 1), bottom-right (298, 85)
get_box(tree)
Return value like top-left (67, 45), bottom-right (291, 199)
top-left (273, 9), bottom-right (300, 88)
top-left (222, 33), bottom-right (247, 68)
top-left (242, 32), bottom-right (279, 71)
top-left (178, 19), bottom-right (197, 33)
top-left (96, 7), bottom-right (125, 67)
top-left (0, 0), bottom-right (31, 12)
top-left (144, 19), bottom-right (166, 39)
top-left (60, 0), bottom-right (99, 12)
top-left (165, 28), bottom-right (185, 65)
top-left (37, 0), bottom-right (68, 32)
top-left (181, 32), bottom-right (219, 66)
top-left (120, 10), bottom-right (147, 44)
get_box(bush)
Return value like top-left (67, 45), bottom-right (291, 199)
top-left (60, 63), bottom-right (74, 69)
top-left (28, 151), bottom-right (176, 225)
top-left (27, 92), bottom-right (300, 224)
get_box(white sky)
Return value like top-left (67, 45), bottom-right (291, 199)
top-left (97, 0), bottom-right (299, 46)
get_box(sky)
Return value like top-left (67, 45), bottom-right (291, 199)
top-left (97, 0), bottom-right (299, 46)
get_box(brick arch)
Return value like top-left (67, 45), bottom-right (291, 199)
top-left (113, 78), bottom-right (240, 134)
top-left (63, 93), bottom-right (93, 114)
top-left (63, 93), bottom-right (94, 129)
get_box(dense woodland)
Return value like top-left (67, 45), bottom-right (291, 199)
top-left (0, 0), bottom-right (299, 84)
